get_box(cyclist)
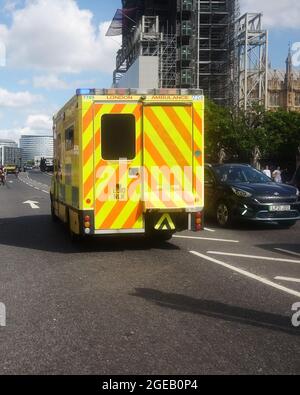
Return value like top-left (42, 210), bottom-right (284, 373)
top-left (0, 166), bottom-right (5, 186)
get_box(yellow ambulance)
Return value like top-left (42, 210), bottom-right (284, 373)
top-left (51, 88), bottom-right (204, 240)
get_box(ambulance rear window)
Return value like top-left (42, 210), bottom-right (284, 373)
top-left (101, 114), bottom-right (136, 160)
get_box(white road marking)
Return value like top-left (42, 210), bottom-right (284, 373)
top-left (275, 276), bottom-right (300, 284)
top-left (207, 251), bottom-right (300, 264)
top-left (23, 200), bottom-right (40, 209)
top-left (173, 235), bottom-right (239, 243)
top-left (275, 248), bottom-right (300, 258)
top-left (204, 227), bottom-right (216, 232)
top-left (42, 190), bottom-right (50, 194)
top-left (190, 251), bottom-right (300, 299)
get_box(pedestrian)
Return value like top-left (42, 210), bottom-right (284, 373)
top-left (263, 165), bottom-right (272, 178)
top-left (272, 166), bottom-right (282, 183)
top-left (281, 168), bottom-right (290, 184)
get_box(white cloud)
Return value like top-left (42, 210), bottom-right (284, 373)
top-left (3, 0), bottom-right (23, 14)
top-left (240, 0), bottom-right (300, 29)
top-left (2, 0), bottom-right (121, 74)
top-left (25, 114), bottom-right (52, 132)
top-left (0, 128), bottom-right (22, 142)
top-left (0, 113), bottom-right (52, 143)
top-left (33, 74), bottom-right (69, 90)
top-left (0, 87), bottom-right (42, 107)
top-left (32, 74), bottom-right (97, 90)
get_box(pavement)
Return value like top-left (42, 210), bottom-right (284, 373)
top-left (0, 170), bottom-right (299, 375)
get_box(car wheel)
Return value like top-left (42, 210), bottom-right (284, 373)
top-left (278, 220), bottom-right (297, 229)
top-left (216, 202), bottom-right (232, 228)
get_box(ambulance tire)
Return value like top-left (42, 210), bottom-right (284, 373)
top-left (69, 229), bottom-right (82, 243)
top-left (67, 211), bottom-right (83, 242)
top-left (50, 199), bottom-right (58, 222)
top-left (149, 231), bottom-right (174, 242)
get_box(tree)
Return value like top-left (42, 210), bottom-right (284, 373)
top-left (205, 100), bottom-right (300, 168)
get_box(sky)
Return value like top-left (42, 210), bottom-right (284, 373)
top-left (0, 0), bottom-right (300, 143)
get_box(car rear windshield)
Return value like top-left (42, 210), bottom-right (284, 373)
top-left (214, 166), bottom-right (272, 184)
top-left (101, 114), bottom-right (136, 161)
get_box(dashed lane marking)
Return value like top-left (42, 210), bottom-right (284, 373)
top-left (19, 174), bottom-right (50, 195)
top-left (207, 251), bottom-right (300, 264)
top-left (275, 248), bottom-right (300, 258)
top-left (173, 235), bottom-right (239, 243)
top-left (275, 276), bottom-right (300, 284)
top-left (204, 228), bottom-right (216, 233)
top-left (190, 251), bottom-right (300, 299)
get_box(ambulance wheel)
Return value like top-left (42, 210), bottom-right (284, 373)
top-left (69, 230), bottom-right (81, 242)
top-left (150, 231), bottom-right (174, 242)
top-left (50, 200), bottom-right (58, 222)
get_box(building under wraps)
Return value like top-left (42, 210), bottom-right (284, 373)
top-left (109, 0), bottom-right (238, 105)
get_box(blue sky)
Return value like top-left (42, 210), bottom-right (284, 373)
top-left (0, 0), bottom-right (299, 143)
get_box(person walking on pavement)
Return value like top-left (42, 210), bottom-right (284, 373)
top-left (272, 166), bottom-right (282, 183)
top-left (263, 165), bottom-right (272, 179)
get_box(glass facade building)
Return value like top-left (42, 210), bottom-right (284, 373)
top-left (0, 139), bottom-right (21, 167)
top-left (19, 135), bottom-right (54, 164)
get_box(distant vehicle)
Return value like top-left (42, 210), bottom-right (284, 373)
top-left (205, 164), bottom-right (300, 228)
top-left (4, 164), bottom-right (17, 174)
top-left (24, 165), bottom-right (33, 171)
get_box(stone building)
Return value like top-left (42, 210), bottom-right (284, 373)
top-left (268, 50), bottom-right (300, 112)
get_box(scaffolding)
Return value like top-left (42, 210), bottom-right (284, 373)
top-left (190, 0), bottom-right (238, 104)
top-left (233, 13), bottom-right (268, 110)
top-left (111, 0), bottom-right (239, 103)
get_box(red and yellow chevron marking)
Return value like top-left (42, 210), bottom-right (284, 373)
top-left (80, 98), bottom-right (203, 231)
top-left (92, 103), bottom-right (144, 230)
top-left (143, 105), bottom-right (194, 209)
top-left (82, 103), bottom-right (104, 209)
top-left (193, 102), bottom-right (204, 206)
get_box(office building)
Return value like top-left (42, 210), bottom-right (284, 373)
top-left (19, 135), bottom-right (53, 164)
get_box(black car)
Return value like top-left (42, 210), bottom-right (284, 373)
top-left (290, 166), bottom-right (300, 189)
top-left (205, 164), bottom-right (300, 228)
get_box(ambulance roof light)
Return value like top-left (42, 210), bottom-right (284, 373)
top-left (76, 88), bottom-right (204, 96)
top-left (76, 88), bottom-right (94, 95)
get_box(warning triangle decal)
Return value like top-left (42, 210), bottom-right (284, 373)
top-left (155, 214), bottom-right (176, 231)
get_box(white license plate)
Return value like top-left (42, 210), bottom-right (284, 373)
top-left (269, 205), bottom-right (291, 212)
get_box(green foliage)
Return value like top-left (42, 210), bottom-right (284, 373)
top-left (205, 100), bottom-right (300, 164)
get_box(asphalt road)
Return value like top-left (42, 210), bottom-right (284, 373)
top-left (0, 170), bottom-right (299, 375)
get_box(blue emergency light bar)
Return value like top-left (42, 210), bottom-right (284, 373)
top-left (76, 88), bottom-right (204, 96)
top-left (76, 89), bottom-right (95, 95)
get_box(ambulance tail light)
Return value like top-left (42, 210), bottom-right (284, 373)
top-left (192, 212), bottom-right (203, 232)
top-left (84, 215), bottom-right (91, 229)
